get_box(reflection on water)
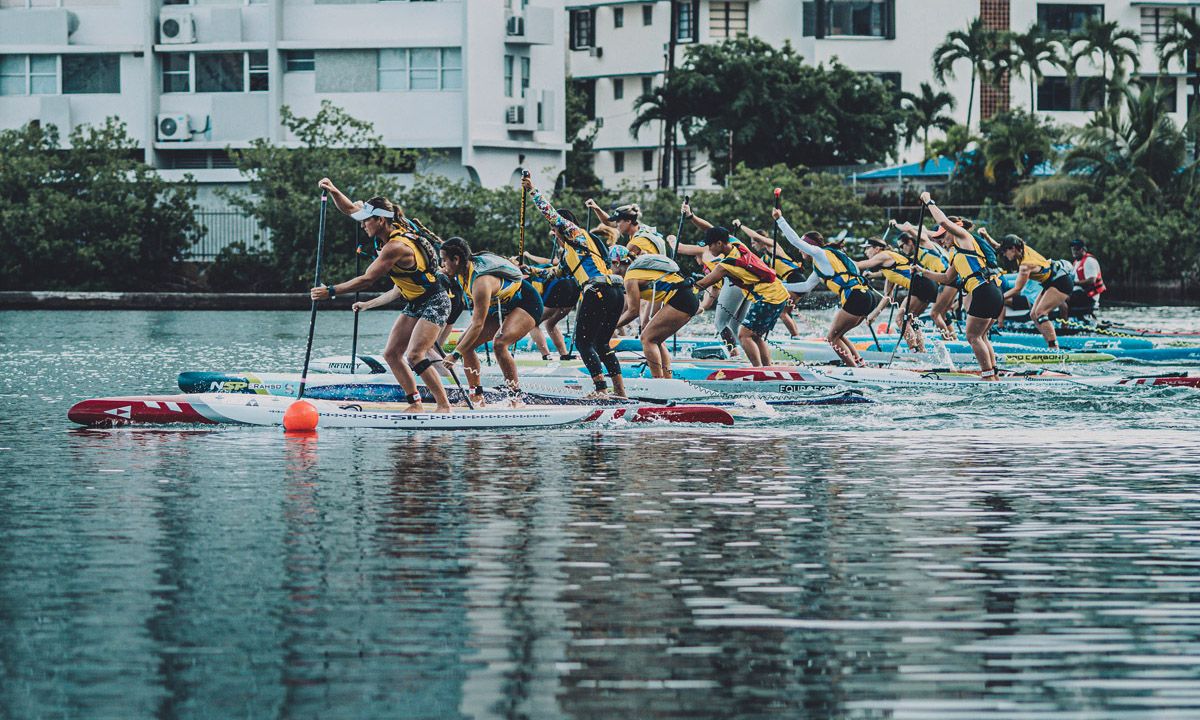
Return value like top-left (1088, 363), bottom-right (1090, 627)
top-left (1, 311), bottom-right (1199, 719)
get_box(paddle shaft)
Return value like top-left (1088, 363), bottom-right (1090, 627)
top-left (350, 225), bottom-right (362, 367)
top-left (297, 194), bottom-right (329, 398)
top-left (886, 200), bottom-right (926, 367)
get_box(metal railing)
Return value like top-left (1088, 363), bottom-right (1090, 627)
top-left (187, 211), bottom-right (272, 260)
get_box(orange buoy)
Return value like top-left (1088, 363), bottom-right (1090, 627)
top-left (283, 399), bottom-right (319, 431)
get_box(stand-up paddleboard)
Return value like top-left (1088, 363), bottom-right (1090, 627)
top-left (178, 371), bottom-right (721, 402)
top-left (68, 394), bottom-right (735, 428)
top-left (708, 366), bottom-right (1200, 390)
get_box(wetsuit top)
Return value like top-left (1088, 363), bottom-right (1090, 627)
top-left (384, 226), bottom-right (441, 301)
top-left (530, 188), bottom-right (615, 285)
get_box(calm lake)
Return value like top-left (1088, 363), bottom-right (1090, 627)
top-left (2, 308), bottom-right (1199, 719)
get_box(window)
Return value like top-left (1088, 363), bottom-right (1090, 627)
top-left (196, 52), bottom-right (246, 92)
top-left (674, 0), bottom-right (700, 42)
top-left (0, 55), bottom-right (57, 95)
top-left (1037, 76), bottom-right (1102, 111)
top-left (613, 77), bottom-right (623, 100)
top-left (613, 151), bottom-right (625, 173)
top-left (613, 6), bottom-right (623, 28)
top-left (710, 1), bottom-right (748, 39)
top-left (504, 55), bottom-right (514, 97)
top-left (248, 51), bottom-right (268, 92)
top-left (643, 3), bottom-right (653, 25)
top-left (378, 48), bottom-right (461, 91)
top-left (285, 51), bottom-right (314, 72)
top-left (674, 147), bottom-right (696, 186)
top-left (803, 0), bottom-right (893, 39)
top-left (162, 53), bottom-right (190, 93)
top-left (569, 8), bottom-right (595, 50)
top-left (63, 54), bottom-right (120, 94)
top-left (1036, 4), bottom-right (1103, 34)
top-left (1140, 7), bottom-right (1176, 44)
top-left (642, 75), bottom-right (652, 96)
top-left (643, 150), bottom-right (654, 172)
top-left (518, 55), bottom-right (528, 97)
top-left (163, 52), bottom-right (269, 93)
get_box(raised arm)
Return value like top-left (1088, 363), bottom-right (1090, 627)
top-left (735, 220), bottom-right (776, 250)
top-left (919, 191), bottom-right (972, 243)
top-left (584, 198), bottom-right (616, 227)
top-left (524, 174), bottom-right (584, 241)
top-left (317, 177), bottom-right (363, 216)
top-left (772, 209), bottom-right (834, 275)
top-left (682, 200), bottom-right (714, 231)
top-left (977, 227), bottom-right (1001, 249)
top-left (782, 270), bottom-right (822, 294)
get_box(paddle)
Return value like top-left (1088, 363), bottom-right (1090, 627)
top-left (670, 194), bottom-right (690, 354)
top-left (770, 187), bottom-right (781, 269)
top-left (297, 192), bottom-right (329, 399)
top-left (886, 200), bottom-right (926, 367)
top-left (518, 168), bottom-right (529, 261)
top-left (349, 225), bottom-right (363, 371)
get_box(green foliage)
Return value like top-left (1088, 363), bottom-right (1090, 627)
top-left (900, 82), bottom-right (957, 165)
top-left (563, 78), bottom-right (601, 191)
top-left (224, 100), bottom-right (416, 290)
top-left (632, 38), bottom-right (902, 182)
top-left (1008, 24), bottom-right (1068, 109)
top-left (201, 243), bottom-right (282, 292)
top-left (932, 18), bottom-right (1003, 127)
top-left (0, 118), bottom-right (200, 291)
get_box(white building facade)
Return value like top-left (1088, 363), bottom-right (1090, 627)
top-left (0, 0), bottom-right (570, 208)
top-left (566, 0), bottom-right (1197, 190)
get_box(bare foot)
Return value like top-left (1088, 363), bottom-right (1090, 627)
top-left (582, 390), bottom-right (610, 400)
top-left (403, 402), bottom-right (426, 413)
top-left (433, 404), bottom-right (453, 413)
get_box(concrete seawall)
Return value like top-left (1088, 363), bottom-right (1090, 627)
top-left (0, 292), bottom-right (381, 310)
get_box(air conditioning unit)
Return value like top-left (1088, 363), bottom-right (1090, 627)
top-left (505, 105), bottom-right (526, 125)
top-left (588, 46), bottom-right (603, 58)
top-left (506, 15), bottom-right (525, 36)
top-left (157, 113), bottom-right (192, 142)
top-left (159, 13), bottom-right (196, 44)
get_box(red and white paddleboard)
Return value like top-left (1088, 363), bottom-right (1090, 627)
top-left (67, 394), bottom-right (734, 429)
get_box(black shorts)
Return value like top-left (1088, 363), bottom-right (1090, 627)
top-left (968, 281), bottom-right (1004, 319)
top-left (1043, 273), bottom-right (1073, 295)
top-left (666, 288), bottom-right (700, 316)
top-left (906, 274), bottom-right (938, 304)
top-left (494, 280), bottom-right (545, 324)
top-left (542, 277), bottom-right (581, 308)
top-left (841, 289), bottom-right (873, 317)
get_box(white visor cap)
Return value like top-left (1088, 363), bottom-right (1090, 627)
top-left (350, 202), bottom-right (396, 221)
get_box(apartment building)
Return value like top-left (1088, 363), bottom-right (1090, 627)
top-left (567, 1), bottom-right (1195, 190)
top-left (0, 0), bottom-right (569, 208)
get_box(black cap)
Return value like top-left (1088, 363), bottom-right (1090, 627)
top-left (1070, 239), bottom-right (1087, 248)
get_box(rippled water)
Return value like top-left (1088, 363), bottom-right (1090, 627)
top-left (2, 309), bottom-right (1200, 719)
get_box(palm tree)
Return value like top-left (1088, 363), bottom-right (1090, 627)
top-left (928, 123), bottom-right (980, 179)
top-left (1061, 83), bottom-right (1187, 195)
top-left (900, 82), bottom-right (956, 168)
top-left (1069, 18), bottom-right (1140, 115)
top-left (980, 109), bottom-right (1055, 184)
top-left (1009, 25), bottom-right (1067, 110)
top-left (932, 18), bottom-right (998, 129)
top-left (1157, 11), bottom-right (1200, 158)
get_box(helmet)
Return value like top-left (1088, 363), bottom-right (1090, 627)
top-left (608, 244), bottom-right (630, 264)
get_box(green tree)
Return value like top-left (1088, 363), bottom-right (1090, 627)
top-left (927, 123), bottom-right (980, 178)
top-left (1009, 25), bottom-right (1067, 110)
top-left (980, 109), bottom-right (1057, 188)
top-left (1156, 11), bottom-right (1200, 159)
top-left (932, 17), bottom-right (999, 128)
top-left (900, 82), bottom-right (957, 167)
top-left (0, 118), bottom-right (200, 291)
top-left (1069, 18), bottom-right (1140, 114)
top-left (224, 101), bottom-right (416, 290)
top-left (562, 77), bottom-right (601, 191)
top-left (630, 38), bottom-right (901, 182)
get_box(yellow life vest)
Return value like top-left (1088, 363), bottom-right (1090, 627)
top-left (815, 246), bottom-right (869, 304)
top-left (1020, 245), bottom-right (1056, 283)
top-left (626, 225), bottom-right (666, 256)
top-left (880, 249), bottom-right (915, 290)
top-left (718, 243), bottom-right (789, 305)
top-left (385, 228), bottom-right (440, 301)
top-left (950, 237), bottom-right (1000, 293)
top-left (626, 267), bottom-right (685, 304)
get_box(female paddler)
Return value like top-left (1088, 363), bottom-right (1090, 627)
top-left (691, 223), bottom-right (790, 367)
top-left (522, 245), bottom-right (578, 361)
top-left (675, 204), bottom-right (752, 354)
top-left (773, 209), bottom-right (873, 367)
top-left (997, 234), bottom-right (1073, 350)
top-left (856, 234), bottom-right (941, 352)
top-left (612, 250), bottom-right (700, 378)
top-left (309, 177), bottom-right (452, 412)
top-left (524, 174), bottom-right (627, 398)
top-left (439, 237), bottom-right (543, 403)
top-left (911, 192), bottom-right (1004, 379)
